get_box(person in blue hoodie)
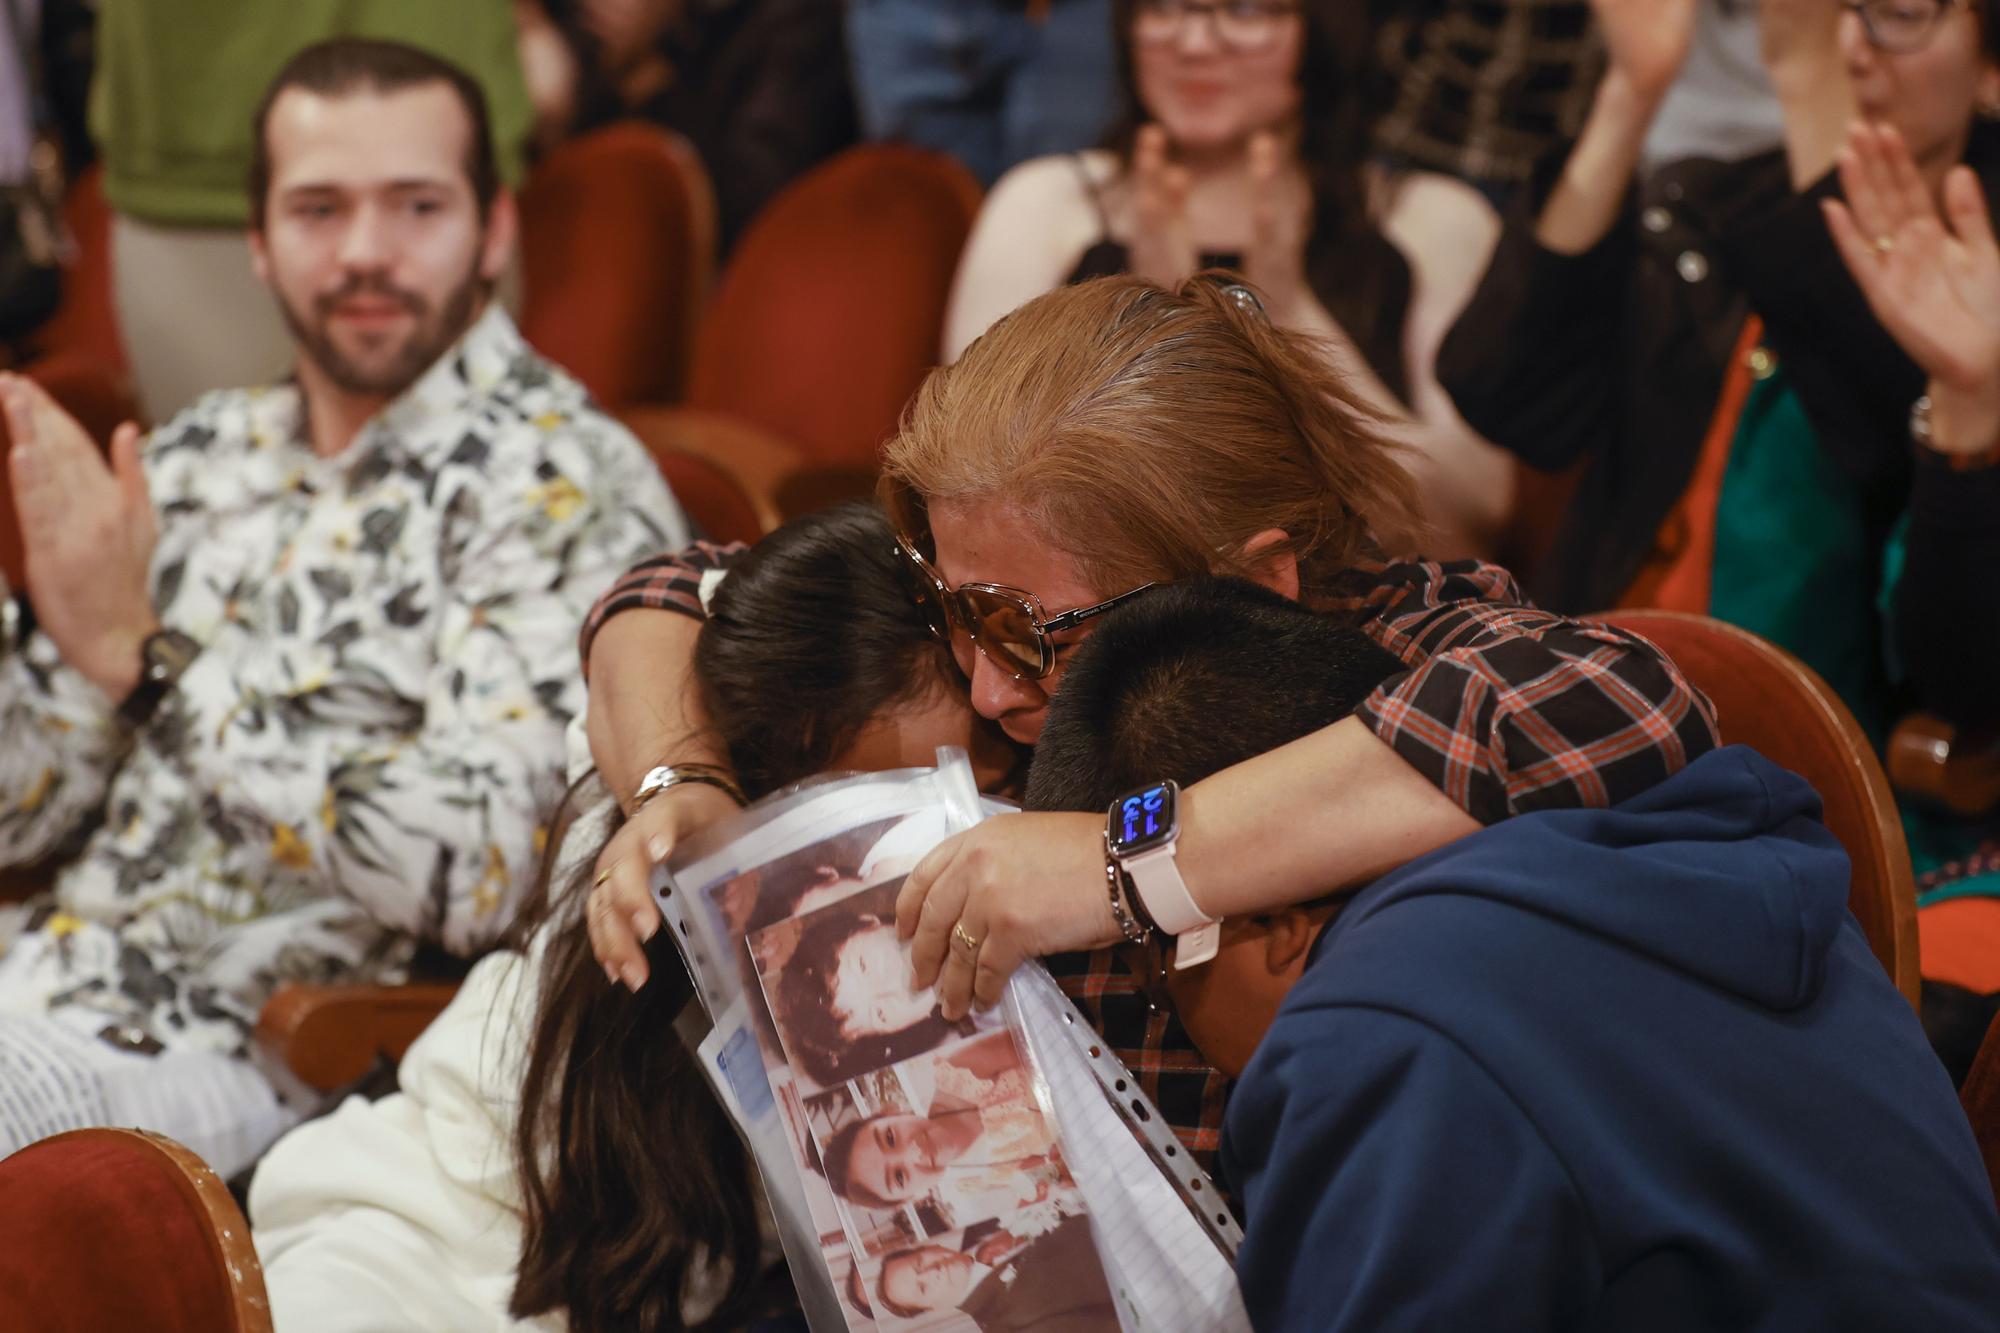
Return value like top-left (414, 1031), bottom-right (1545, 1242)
top-left (1024, 576), bottom-right (2000, 1331)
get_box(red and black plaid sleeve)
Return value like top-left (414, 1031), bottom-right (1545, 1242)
top-left (1329, 558), bottom-right (1721, 825)
top-left (1043, 947), bottom-right (1234, 1190)
top-left (577, 541), bottom-right (749, 678)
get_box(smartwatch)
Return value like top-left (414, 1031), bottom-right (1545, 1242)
top-left (1106, 780), bottom-right (1219, 969)
top-left (117, 628), bottom-right (201, 729)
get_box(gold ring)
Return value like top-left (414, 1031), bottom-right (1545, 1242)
top-left (1873, 234), bottom-right (1895, 256)
top-left (952, 922), bottom-right (982, 956)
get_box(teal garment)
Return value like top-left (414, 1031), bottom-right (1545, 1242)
top-left (1906, 802), bottom-right (2000, 907)
top-left (1706, 370), bottom-right (2000, 904)
top-left (1708, 367), bottom-right (1889, 745)
top-left (1878, 517), bottom-right (2000, 905)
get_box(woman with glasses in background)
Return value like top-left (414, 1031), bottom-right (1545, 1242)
top-left (1436, 0), bottom-right (2000, 1070)
top-left (940, 0), bottom-right (1517, 557)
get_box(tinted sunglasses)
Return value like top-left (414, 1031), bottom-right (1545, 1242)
top-left (893, 532), bottom-right (1155, 680)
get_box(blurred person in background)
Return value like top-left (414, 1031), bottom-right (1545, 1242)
top-left (1827, 115), bottom-right (2000, 1075)
top-left (944, 0), bottom-right (1515, 556)
top-left (1438, 0), bottom-right (1997, 715)
top-left (1370, 0), bottom-right (1603, 203)
top-left (846, 0), bottom-right (1117, 188)
top-left (0, 0), bottom-right (91, 354)
top-left (1438, 0), bottom-right (2000, 1072)
top-left (90, 0), bottom-right (533, 421)
top-left (517, 0), bottom-right (857, 254)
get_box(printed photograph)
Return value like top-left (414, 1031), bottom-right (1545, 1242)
top-left (842, 1214), bottom-right (1121, 1332)
top-left (807, 1029), bottom-right (1080, 1239)
top-left (752, 879), bottom-right (992, 1094)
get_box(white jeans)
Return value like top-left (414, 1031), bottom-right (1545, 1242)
top-left (0, 908), bottom-right (300, 1178)
top-left (0, 1011), bottom-right (297, 1178)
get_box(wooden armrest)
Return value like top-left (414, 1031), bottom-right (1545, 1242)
top-left (1887, 713), bottom-right (2000, 819)
top-left (619, 406), bottom-right (808, 535)
top-left (1961, 1008), bottom-right (2000, 1210)
top-left (255, 982), bottom-right (462, 1093)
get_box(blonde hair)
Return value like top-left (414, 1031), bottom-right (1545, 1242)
top-left (882, 274), bottom-right (1427, 597)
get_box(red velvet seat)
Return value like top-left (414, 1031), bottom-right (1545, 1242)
top-left (1603, 610), bottom-right (1921, 1007)
top-left (0, 1128), bottom-right (272, 1331)
top-left (674, 144), bottom-right (981, 504)
top-left (620, 407), bottom-right (768, 545)
top-left (519, 123), bottom-right (716, 410)
top-left (31, 164), bottom-right (128, 380)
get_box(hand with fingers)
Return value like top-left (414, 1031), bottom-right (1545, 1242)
top-left (1591, 0), bottom-right (1699, 104)
top-left (0, 374), bottom-right (158, 698)
top-left (894, 811), bottom-right (1119, 1020)
top-left (578, 0), bottom-right (674, 71)
top-left (1239, 130), bottom-right (1313, 323)
top-left (586, 780), bottom-right (742, 990)
top-left (1128, 124), bottom-right (1199, 289)
top-left (1823, 121), bottom-right (2000, 459)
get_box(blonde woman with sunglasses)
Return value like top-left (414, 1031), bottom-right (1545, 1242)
top-left (576, 275), bottom-right (1719, 1035)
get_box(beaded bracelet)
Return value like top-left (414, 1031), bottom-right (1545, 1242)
top-left (1102, 831), bottom-right (1152, 945)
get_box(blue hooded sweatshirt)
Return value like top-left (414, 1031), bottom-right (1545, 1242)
top-left (1224, 747), bottom-right (2000, 1331)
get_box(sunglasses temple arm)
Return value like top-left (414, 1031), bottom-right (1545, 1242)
top-left (1041, 583), bottom-right (1160, 635)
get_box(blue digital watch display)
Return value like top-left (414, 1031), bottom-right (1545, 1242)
top-left (1109, 781), bottom-right (1179, 857)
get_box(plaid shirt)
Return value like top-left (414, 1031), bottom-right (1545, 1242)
top-left (1374, 0), bottom-right (1603, 187)
top-left (580, 546), bottom-right (1720, 1164)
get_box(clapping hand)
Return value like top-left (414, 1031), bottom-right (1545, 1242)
top-left (1128, 124), bottom-right (1198, 288)
top-left (577, 0), bottom-right (673, 71)
top-left (1, 375), bottom-right (156, 698)
top-left (1241, 130), bottom-right (1312, 322)
top-left (1590, 0), bottom-right (1698, 103)
top-left (1823, 122), bottom-right (2000, 457)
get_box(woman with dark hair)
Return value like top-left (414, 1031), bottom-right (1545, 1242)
top-left (941, 0), bottom-right (1513, 550)
top-left (251, 501), bottom-right (1016, 1333)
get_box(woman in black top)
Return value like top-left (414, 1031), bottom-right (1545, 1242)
top-left (941, 0), bottom-right (1512, 553)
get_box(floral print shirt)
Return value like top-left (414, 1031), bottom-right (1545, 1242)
top-left (0, 306), bottom-right (686, 1052)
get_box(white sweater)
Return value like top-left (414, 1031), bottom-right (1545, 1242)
top-left (250, 943), bottom-right (565, 1333)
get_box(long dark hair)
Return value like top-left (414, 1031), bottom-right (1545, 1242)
top-left (510, 502), bottom-right (964, 1333)
top-left (1104, 0), bottom-right (1411, 398)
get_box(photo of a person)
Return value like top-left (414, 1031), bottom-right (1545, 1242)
top-left (867, 1215), bottom-right (1119, 1332)
top-left (704, 813), bottom-right (907, 943)
top-left (813, 1034), bottom-right (1075, 1233)
top-left (756, 880), bottom-right (983, 1090)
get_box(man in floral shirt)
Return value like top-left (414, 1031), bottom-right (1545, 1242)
top-left (0, 39), bottom-right (686, 1174)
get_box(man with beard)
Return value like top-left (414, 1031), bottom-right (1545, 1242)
top-left (0, 38), bottom-right (687, 1176)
